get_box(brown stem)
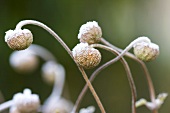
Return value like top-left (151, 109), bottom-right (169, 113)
top-left (15, 20), bottom-right (105, 113)
top-left (72, 44), bottom-right (137, 113)
top-left (78, 67), bottom-right (106, 113)
top-left (101, 38), bottom-right (157, 113)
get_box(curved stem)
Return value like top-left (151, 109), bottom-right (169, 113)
top-left (15, 20), bottom-right (105, 113)
top-left (28, 44), bottom-right (56, 61)
top-left (104, 37), bottom-right (151, 64)
top-left (0, 100), bottom-right (13, 112)
top-left (48, 64), bottom-right (65, 100)
top-left (52, 64), bottom-right (65, 98)
top-left (101, 38), bottom-right (157, 113)
top-left (72, 44), bottom-right (137, 113)
top-left (15, 20), bottom-right (73, 59)
top-left (42, 63), bottom-right (66, 112)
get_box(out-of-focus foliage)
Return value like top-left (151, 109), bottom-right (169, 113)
top-left (0, 0), bottom-right (170, 113)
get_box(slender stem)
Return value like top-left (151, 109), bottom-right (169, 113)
top-left (15, 20), bottom-right (105, 113)
top-left (78, 67), bottom-right (106, 113)
top-left (0, 100), bottom-right (13, 112)
top-left (47, 64), bottom-right (65, 100)
top-left (15, 20), bottom-right (73, 59)
top-left (42, 63), bottom-right (66, 112)
top-left (138, 62), bottom-right (157, 113)
top-left (28, 44), bottom-right (56, 61)
top-left (72, 44), bottom-right (137, 113)
top-left (121, 56), bottom-right (137, 113)
top-left (102, 37), bottom-right (151, 64)
top-left (101, 38), bottom-right (157, 113)
top-left (92, 44), bottom-right (137, 113)
top-left (52, 64), bottom-right (65, 99)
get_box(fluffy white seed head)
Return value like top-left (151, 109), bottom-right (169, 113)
top-left (72, 43), bottom-right (101, 69)
top-left (41, 61), bottom-right (65, 85)
top-left (79, 106), bottom-right (95, 113)
top-left (9, 49), bottom-right (39, 73)
top-left (12, 89), bottom-right (40, 113)
top-left (78, 21), bottom-right (102, 44)
top-left (5, 29), bottom-right (33, 50)
top-left (133, 41), bottom-right (159, 62)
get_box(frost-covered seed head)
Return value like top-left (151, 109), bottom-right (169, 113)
top-left (78, 21), bottom-right (102, 44)
top-left (72, 43), bottom-right (101, 69)
top-left (5, 29), bottom-right (33, 50)
top-left (9, 49), bottom-right (39, 73)
top-left (41, 61), bottom-right (65, 85)
top-left (133, 42), bottom-right (159, 62)
top-left (12, 89), bottom-right (40, 113)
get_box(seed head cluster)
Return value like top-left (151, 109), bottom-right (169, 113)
top-left (12, 89), bottom-right (40, 113)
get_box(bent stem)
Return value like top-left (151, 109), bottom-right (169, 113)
top-left (15, 20), bottom-right (105, 113)
top-left (104, 36), bottom-right (151, 64)
top-left (101, 38), bottom-right (157, 113)
top-left (28, 44), bottom-right (56, 61)
top-left (72, 44), bottom-right (137, 113)
top-left (0, 100), bottom-right (13, 112)
top-left (15, 20), bottom-right (73, 59)
top-left (42, 63), bottom-right (66, 112)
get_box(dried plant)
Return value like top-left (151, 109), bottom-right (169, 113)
top-left (0, 20), bottom-right (167, 113)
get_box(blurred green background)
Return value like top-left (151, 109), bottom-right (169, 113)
top-left (0, 0), bottom-right (169, 113)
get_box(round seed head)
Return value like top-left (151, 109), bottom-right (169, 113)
top-left (72, 43), bottom-right (101, 69)
top-left (13, 89), bottom-right (40, 113)
top-left (78, 21), bottom-right (102, 44)
top-left (5, 29), bottom-right (33, 50)
top-left (133, 42), bottom-right (159, 62)
top-left (9, 49), bottom-right (39, 73)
